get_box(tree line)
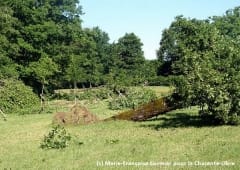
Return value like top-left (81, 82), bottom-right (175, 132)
top-left (0, 0), bottom-right (157, 94)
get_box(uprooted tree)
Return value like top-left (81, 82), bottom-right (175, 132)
top-left (106, 96), bottom-right (178, 121)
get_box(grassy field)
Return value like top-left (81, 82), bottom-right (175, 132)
top-left (0, 87), bottom-right (239, 170)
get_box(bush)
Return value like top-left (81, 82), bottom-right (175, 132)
top-left (198, 86), bottom-right (240, 125)
top-left (53, 87), bottom-right (113, 101)
top-left (56, 92), bottom-right (76, 101)
top-left (173, 70), bottom-right (240, 125)
top-left (109, 95), bottom-right (128, 110)
top-left (147, 76), bottom-right (171, 86)
top-left (109, 87), bottom-right (157, 110)
top-left (77, 88), bottom-right (113, 100)
top-left (0, 79), bottom-right (39, 113)
top-left (40, 125), bottom-right (71, 149)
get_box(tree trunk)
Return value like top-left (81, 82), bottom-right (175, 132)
top-left (0, 109), bottom-right (7, 121)
top-left (89, 82), bottom-right (92, 88)
top-left (74, 81), bottom-right (77, 105)
top-left (40, 83), bottom-right (45, 113)
top-left (81, 83), bottom-right (85, 89)
top-left (105, 94), bottom-right (181, 121)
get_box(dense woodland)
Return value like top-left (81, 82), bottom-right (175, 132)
top-left (0, 0), bottom-right (239, 124)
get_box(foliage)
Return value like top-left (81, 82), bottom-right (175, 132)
top-left (0, 6), bottom-right (19, 79)
top-left (82, 27), bottom-right (110, 87)
top-left (159, 15), bottom-right (240, 125)
top-left (140, 59), bottom-right (159, 84)
top-left (147, 76), bottom-right (172, 86)
top-left (54, 87), bottom-right (113, 101)
top-left (0, 0), bottom-right (84, 90)
top-left (0, 0), bottom-right (239, 126)
top-left (65, 54), bottom-right (87, 89)
top-left (117, 33), bottom-right (145, 69)
top-left (64, 27), bottom-right (108, 88)
top-left (212, 6), bottom-right (240, 38)
top-left (26, 56), bottom-right (58, 111)
top-left (27, 57), bottom-right (58, 85)
top-left (78, 88), bottom-right (113, 100)
top-left (104, 33), bottom-right (147, 86)
top-left (40, 125), bottom-right (71, 149)
top-left (0, 79), bottom-right (39, 113)
top-left (0, 56), bottom-right (18, 79)
top-left (53, 92), bottom-right (76, 101)
top-left (109, 87), bottom-right (157, 110)
top-left (0, 1), bottom-right (151, 91)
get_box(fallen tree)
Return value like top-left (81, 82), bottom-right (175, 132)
top-left (105, 94), bottom-right (181, 121)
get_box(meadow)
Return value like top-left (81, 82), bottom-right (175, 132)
top-left (0, 87), bottom-right (239, 170)
top-left (1, 2), bottom-right (240, 169)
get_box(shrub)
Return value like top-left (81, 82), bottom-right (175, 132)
top-left (0, 79), bottom-right (39, 113)
top-left (53, 87), bottom-right (113, 101)
top-left (40, 125), bottom-right (71, 149)
top-left (54, 92), bottom-right (76, 101)
top-left (109, 87), bottom-right (157, 110)
top-left (198, 86), bottom-right (240, 125)
top-left (77, 88), bottom-right (113, 100)
top-left (109, 96), bottom-right (128, 110)
top-left (173, 68), bottom-right (240, 125)
top-left (147, 76), bottom-right (171, 86)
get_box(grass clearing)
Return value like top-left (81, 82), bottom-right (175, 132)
top-left (0, 86), bottom-right (239, 169)
top-left (143, 86), bottom-right (174, 97)
top-left (0, 107), bottom-right (239, 169)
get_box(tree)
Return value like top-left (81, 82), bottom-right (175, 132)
top-left (212, 6), bottom-right (240, 38)
top-left (141, 59), bottom-right (159, 85)
top-left (157, 16), bottom-right (215, 75)
top-left (111, 33), bottom-right (146, 85)
top-left (0, 0), bottom-right (84, 90)
top-left (82, 27), bottom-right (111, 87)
top-left (65, 54), bottom-right (87, 89)
top-left (117, 33), bottom-right (145, 70)
top-left (0, 6), bottom-right (19, 79)
top-left (27, 57), bottom-right (58, 111)
top-left (159, 15), bottom-right (240, 124)
top-left (65, 54), bottom-right (87, 103)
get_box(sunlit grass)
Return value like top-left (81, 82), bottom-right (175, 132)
top-left (0, 107), bottom-right (239, 170)
top-left (0, 86), bottom-right (239, 170)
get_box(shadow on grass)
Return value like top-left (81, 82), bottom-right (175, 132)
top-left (140, 112), bottom-right (220, 130)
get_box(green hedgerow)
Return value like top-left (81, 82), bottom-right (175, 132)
top-left (0, 79), bottom-right (39, 113)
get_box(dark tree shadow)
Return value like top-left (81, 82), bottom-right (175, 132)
top-left (140, 112), bottom-right (220, 130)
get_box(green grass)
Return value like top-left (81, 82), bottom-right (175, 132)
top-left (0, 107), bottom-right (239, 170)
top-left (143, 86), bottom-right (174, 97)
top-left (0, 86), bottom-right (239, 170)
